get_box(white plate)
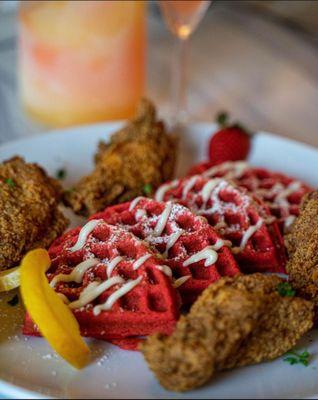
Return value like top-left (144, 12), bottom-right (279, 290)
top-left (0, 122), bottom-right (318, 399)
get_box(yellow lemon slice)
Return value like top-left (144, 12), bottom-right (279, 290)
top-left (0, 266), bottom-right (20, 292)
top-left (20, 249), bottom-right (90, 369)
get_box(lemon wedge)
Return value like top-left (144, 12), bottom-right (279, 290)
top-left (0, 266), bottom-right (20, 292)
top-left (20, 249), bottom-right (90, 369)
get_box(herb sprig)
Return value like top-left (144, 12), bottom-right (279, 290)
top-left (276, 282), bottom-right (296, 297)
top-left (56, 168), bottom-right (67, 180)
top-left (143, 183), bottom-right (153, 196)
top-left (5, 178), bottom-right (16, 187)
top-left (284, 350), bottom-right (310, 367)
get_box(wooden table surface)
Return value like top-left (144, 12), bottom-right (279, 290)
top-left (0, 1), bottom-right (317, 146)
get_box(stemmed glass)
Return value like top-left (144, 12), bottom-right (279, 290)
top-left (158, 0), bottom-right (211, 125)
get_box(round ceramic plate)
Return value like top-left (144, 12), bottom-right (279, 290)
top-left (0, 122), bottom-right (318, 399)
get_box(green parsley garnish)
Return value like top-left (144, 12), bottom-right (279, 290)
top-left (7, 294), bottom-right (19, 307)
top-left (56, 168), bottom-right (67, 180)
top-left (5, 178), bottom-right (15, 187)
top-left (276, 282), bottom-right (296, 297)
top-left (143, 183), bottom-right (153, 196)
top-left (284, 350), bottom-right (310, 367)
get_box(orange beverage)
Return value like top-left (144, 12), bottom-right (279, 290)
top-left (18, 1), bottom-right (146, 127)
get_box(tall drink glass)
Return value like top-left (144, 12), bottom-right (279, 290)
top-left (159, 0), bottom-right (211, 125)
top-left (18, 1), bottom-right (146, 127)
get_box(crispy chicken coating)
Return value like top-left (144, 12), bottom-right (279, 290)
top-left (141, 280), bottom-right (263, 392)
top-left (64, 99), bottom-right (177, 216)
top-left (0, 156), bottom-right (69, 271)
top-left (141, 274), bottom-right (313, 392)
top-left (285, 191), bottom-right (318, 257)
top-left (218, 274), bottom-right (313, 370)
top-left (287, 228), bottom-right (318, 321)
top-left (285, 190), bottom-right (318, 320)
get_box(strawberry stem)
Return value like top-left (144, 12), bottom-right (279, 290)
top-left (216, 111), bottom-right (229, 127)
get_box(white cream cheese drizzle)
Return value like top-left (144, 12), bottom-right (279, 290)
top-left (212, 238), bottom-right (228, 251)
top-left (273, 181), bottom-right (302, 228)
top-left (183, 246), bottom-right (218, 267)
top-left (155, 180), bottom-right (178, 202)
top-left (202, 161), bottom-right (248, 180)
top-left (69, 276), bottom-right (124, 310)
top-left (106, 256), bottom-right (123, 278)
top-left (201, 179), bottom-right (222, 204)
top-left (93, 276), bottom-right (143, 315)
top-left (154, 202), bottom-right (172, 236)
top-left (163, 230), bottom-right (184, 257)
top-left (275, 181), bottom-right (302, 202)
top-left (173, 275), bottom-right (191, 288)
top-left (132, 254), bottom-right (152, 270)
top-left (69, 219), bottom-right (101, 253)
top-left (200, 162), bottom-right (303, 233)
top-left (284, 215), bottom-right (296, 231)
top-left (232, 218), bottom-right (263, 254)
top-left (135, 209), bottom-right (147, 220)
top-left (129, 196), bottom-right (143, 211)
top-left (182, 176), bottom-right (198, 198)
top-left (156, 265), bottom-right (173, 278)
top-left (195, 179), bottom-right (235, 217)
top-left (50, 258), bottom-right (100, 288)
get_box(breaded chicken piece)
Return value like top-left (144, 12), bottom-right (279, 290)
top-left (285, 190), bottom-right (318, 257)
top-left (141, 274), bottom-right (313, 392)
top-left (218, 274), bottom-right (314, 370)
top-left (285, 190), bottom-right (318, 320)
top-left (64, 99), bottom-right (177, 216)
top-left (287, 226), bottom-right (318, 322)
top-left (141, 282), bottom-right (263, 392)
top-left (0, 157), bottom-right (69, 271)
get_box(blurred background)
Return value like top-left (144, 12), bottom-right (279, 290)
top-left (0, 0), bottom-right (317, 145)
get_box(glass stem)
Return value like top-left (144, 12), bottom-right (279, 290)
top-left (172, 36), bottom-right (189, 126)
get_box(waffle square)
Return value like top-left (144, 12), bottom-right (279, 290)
top-left (188, 161), bottom-right (311, 233)
top-left (155, 176), bottom-right (286, 273)
top-left (92, 198), bottom-right (241, 305)
top-left (23, 221), bottom-right (180, 340)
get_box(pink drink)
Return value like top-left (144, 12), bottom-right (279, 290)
top-left (159, 0), bottom-right (210, 39)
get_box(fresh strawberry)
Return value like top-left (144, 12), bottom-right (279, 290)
top-left (208, 112), bottom-right (251, 166)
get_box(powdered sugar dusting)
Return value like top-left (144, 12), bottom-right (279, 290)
top-left (48, 221), bottom-right (166, 312)
top-left (156, 176), bottom-right (265, 253)
top-left (200, 161), bottom-right (310, 232)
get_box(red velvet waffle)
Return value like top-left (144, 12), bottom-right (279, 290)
top-left (92, 198), bottom-right (240, 304)
top-left (188, 161), bottom-right (312, 233)
top-left (23, 221), bottom-right (180, 341)
top-left (155, 176), bottom-right (286, 273)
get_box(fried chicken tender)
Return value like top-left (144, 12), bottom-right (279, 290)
top-left (0, 156), bottom-right (69, 271)
top-left (217, 274), bottom-right (313, 370)
top-left (284, 190), bottom-right (318, 320)
top-left (141, 274), bottom-right (313, 392)
top-left (287, 229), bottom-right (318, 321)
top-left (141, 281), bottom-right (264, 392)
top-left (64, 99), bottom-right (177, 216)
top-left (285, 190), bottom-right (318, 257)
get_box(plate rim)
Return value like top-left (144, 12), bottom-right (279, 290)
top-left (0, 120), bottom-right (125, 153)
